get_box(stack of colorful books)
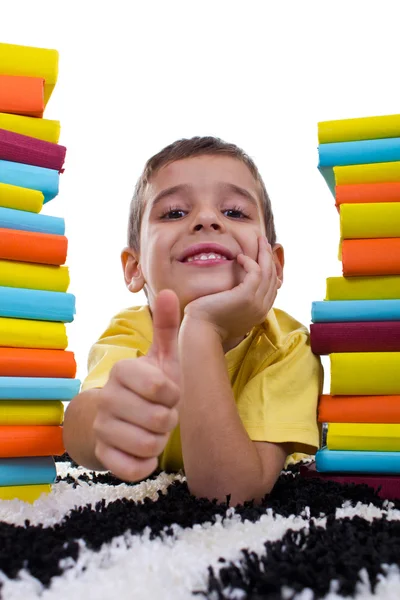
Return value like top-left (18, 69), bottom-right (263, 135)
top-left (0, 42), bottom-right (80, 502)
top-left (304, 114), bottom-right (400, 498)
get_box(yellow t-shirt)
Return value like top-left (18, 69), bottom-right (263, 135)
top-left (81, 305), bottom-right (323, 472)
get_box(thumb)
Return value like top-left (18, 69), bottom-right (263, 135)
top-left (149, 289), bottom-right (180, 368)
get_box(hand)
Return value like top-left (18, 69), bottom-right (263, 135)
top-left (93, 289), bottom-right (181, 482)
top-left (183, 236), bottom-right (281, 342)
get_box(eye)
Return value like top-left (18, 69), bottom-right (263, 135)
top-left (223, 206), bottom-right (251, 219)
top-left (160, 206), bottom-right (187, 220)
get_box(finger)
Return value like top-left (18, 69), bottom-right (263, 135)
top-left (260, 262), bottom-right (281, 314)
top-left (257, 236), bottom-right (272, 260)
top-left (256, 236), bottom-right (277, 297)
top-left (94, 417), bottom-right (169, 459)
top-left (149, 289), bottom-right (180, 367)
top-left (239, 239), bottom-right (279, 317)
top-left (262, 274), bottom-right (279, 311)
top-left (236, 252), bottom-right (264, 296)
top-left (109, 359), bottom-right (179, 408)
top-left (94, 440), bottom-right (158, 483)
top-left (99, 386), bottom-right (179, 434)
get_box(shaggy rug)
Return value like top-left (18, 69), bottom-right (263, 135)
top-left (0, 455), bottom-right (399, 599)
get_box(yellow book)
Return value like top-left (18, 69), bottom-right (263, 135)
top-left (0, 42), bottom-right (58, 105)
top-left (340, 203), bottom-right (400, 239)
top-left (0, 317), bottom-right (67, 349)
top-left (327, 422), bottom-right (400, 452)
top-left (0, 401), bottom-right (64, 425)
top-left (318, 114), bottom-right (400, 144)
top-left (330, 352), bottom-right (400, 395)
top-left (334, 161), bottom-right (400, 186)
top-left (326, 275), bottom-right (400, 300)
top-left (0, 113), bottom-right (60, 143)
top-left (0, 260), bottom-right (69, 292)
top-left (338, 240), bottom-right (343, 261)
top-left (0, 183), bottom-right (44, 213)
top-left (0, 484), bottom-right (51, 503)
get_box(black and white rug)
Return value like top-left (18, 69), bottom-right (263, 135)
top-left (0, 455), bottom-right (399, 599)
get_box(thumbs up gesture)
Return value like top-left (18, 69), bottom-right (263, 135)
top-left (93, 290), bottom-right (181, 482)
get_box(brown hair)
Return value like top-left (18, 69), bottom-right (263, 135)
top-left (127, 136), bottom-right (277, 251)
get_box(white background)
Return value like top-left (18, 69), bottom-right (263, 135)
top-left (1, 0), bottom-right (400, 387)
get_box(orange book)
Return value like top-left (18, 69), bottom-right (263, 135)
top-left (0, 425), bottom-right (64, 457)
top-left (0, 74), bottom-right (44, 117)
top-left (318, 394), bottom-right (400, 423)
top-left (336, 181), bottom-right (400, 210)
top-left (0, 348), bottom-right (76, 378)
top-left (0, 228), bottom-right (68, 266)
top-left (342, 238), bottom-right (400, 276)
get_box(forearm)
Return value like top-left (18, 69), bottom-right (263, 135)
top-left (63, 388), bottom-right (106, 471)
top-left (178, 319), bottom-right (267, 505)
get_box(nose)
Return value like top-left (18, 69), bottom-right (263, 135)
top-left (191, 206), bottom-right (225, 232)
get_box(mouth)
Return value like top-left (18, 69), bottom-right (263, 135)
top-left (178, 243), bottom-right (235, 265)
top-left (182, 253), bottom-right (232, 266)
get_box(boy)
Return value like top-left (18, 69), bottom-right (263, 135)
top-left (63, 136), bottom-right (322, 506)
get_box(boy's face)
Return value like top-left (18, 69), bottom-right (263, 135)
top-left (124, 155), bottom-right (282, 312)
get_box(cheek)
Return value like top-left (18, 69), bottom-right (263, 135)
top-left (142, 232), bottom-right (171, 275)
top-left (241, 230), bottom-right (260, 260)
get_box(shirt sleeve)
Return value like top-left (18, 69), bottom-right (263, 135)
top-left (235, 330), bottom-right (323, 454)
top-left (80, 316), bottom-right (149, 392)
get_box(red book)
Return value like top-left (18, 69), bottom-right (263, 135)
top-left (300, 461), bottom-right (400, 500)
top-left (0, 228), bottom-right (68, 266)
top-left (0, 75), bottom-right (44, 117)
top-left (318, 394), bottom-right (400, 424)
top-left (342, 238), bottom-right (400, 276)
top-left (0, 425), bottom-right (64, 457)
top-left (310, 321), bottom-right (400, 355)
top-left (0, 348), bottom-right (76, 378)
top-left (336, 182), bottom-right (400, 209)
top-left (0, 128), bottom-right (66, 172)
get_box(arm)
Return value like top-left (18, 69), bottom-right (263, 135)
top-left (178, 317), bottom-right (289, 506)
top-left (64, 354), bottom-right (180, 481)
top-left (63, 388), bottom-right (106, 471)
top-left (63, 292), bottom-right (181, 482)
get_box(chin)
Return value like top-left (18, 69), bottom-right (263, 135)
top-left (183, 280), bottom-right (234, 304)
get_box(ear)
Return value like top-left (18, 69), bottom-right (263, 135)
top-left (272, 243), bottom-right (284, 288)
top-left (121, 247), bottom-right (145, 293)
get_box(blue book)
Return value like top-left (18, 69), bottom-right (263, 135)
top-left (0, 377), bottom-right (81, 400)
top-left (0, 160), bottom-right (59, 203)
top-left (318, 166), bottom-right (336, 195)
top-left (0, 206), bottom-right (64, 235)
top-left (316, 447), bottom-right (400, 474)
top-left (311, 299), bottom-right (400, 323)
top-left (318, 137), bottom-right (400, 168)
top-left (0, 287), bottom-right (75, 322)
top-left (0, 456), bottom-right (56, 486)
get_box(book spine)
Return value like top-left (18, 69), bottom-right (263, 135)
top-left (315, 113), bottom-right (400, 477)
top-left (0, 44), bottom-right (79, 496)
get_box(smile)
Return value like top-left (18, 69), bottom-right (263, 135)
top-left (183, 252), bottom-right (232, 265)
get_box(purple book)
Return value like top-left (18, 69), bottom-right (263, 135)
top-left (0, 128), bottom-right (66, 172)
top-left (300, 461), bottom-right (400, 500)
top-left (310, 320), bottom-right (400, 355)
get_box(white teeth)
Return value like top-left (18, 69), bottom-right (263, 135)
top-left (186, 252), bottom-right (228, 262)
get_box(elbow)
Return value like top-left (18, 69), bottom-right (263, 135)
top-left (186, 479), bottom-right (273, 507)
top-left (230, 486), bottom-right (274, 507)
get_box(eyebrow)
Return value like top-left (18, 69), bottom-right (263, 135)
top-left (150, 184), bottom-right (191, 209)
top-left (219, 183), bottom-right (259, 207)
top-left (150, 182), bottom-right (259, 209)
